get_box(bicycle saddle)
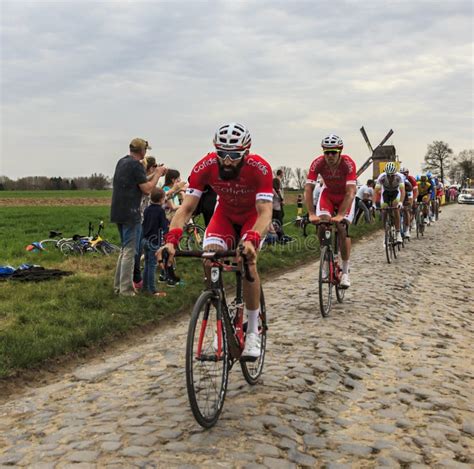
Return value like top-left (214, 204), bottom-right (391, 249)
top-left (49, 230), bottom-right (62, 238)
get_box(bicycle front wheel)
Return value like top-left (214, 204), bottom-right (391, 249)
top-left (241, 287), bottom-right (267, 385)
top-left (186, 291), bottom-right (229, 428)
top-left (318, 246), bottom-right (333, 317)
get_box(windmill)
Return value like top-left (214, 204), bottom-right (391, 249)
top-left (357, 127), bottom-right (395, 179)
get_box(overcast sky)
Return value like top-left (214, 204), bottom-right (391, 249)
top-left (1, 0), bottom-right (473, 180)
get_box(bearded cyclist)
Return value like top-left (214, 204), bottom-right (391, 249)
top-left (157, 123), bottom-right (273, 358)
top-left (304, 134), bottom-right (357, 289)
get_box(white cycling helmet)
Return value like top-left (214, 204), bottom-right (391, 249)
top-left (321, 134), bottom-right (343, 149)
top-left (385, 162), bottom-right (397, 175)
top-left (213, 122), bottom-right (252, 151)
top-left (400, 166), bottom-right (409, 173)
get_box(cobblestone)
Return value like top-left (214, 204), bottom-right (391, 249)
top-left (0, 205), bottom-right (472, 467)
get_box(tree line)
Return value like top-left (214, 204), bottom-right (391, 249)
top-left (0, 142), bottom-right (471, 192)
top-left (423, 142), bottom-right (473, 186)
top-left (0, 173), bottom-right (110, 191)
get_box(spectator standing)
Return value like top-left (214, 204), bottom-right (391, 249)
top-left (272, 177), bottom-right (283, 225)
top-left (142, 188), bottom-right (168, 296)
top-left (274, 169), bottom-right (285, 220)
top-left (354, 179), bottom-right (375, 224)
top-left (111, 138), bottom-right (166, 296)
top-left (133, 156), bottom-right (161, 289)
top-left (163, 169), bottom-right (186, 221)
top-left (296, 194), bottom-right (304, 219)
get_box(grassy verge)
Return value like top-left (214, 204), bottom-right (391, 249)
top-left (0, 204), bottom-right (382, 378)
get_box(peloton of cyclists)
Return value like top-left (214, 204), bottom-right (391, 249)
top-left (304, 134), bottom-right (357, 289)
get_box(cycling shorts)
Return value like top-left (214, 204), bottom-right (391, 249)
top-left (417, 194), bottom-right (430, 204)
top-left (381, 189), bottom-right (400, 207)
top-left (316, 187), bottom-right (355, 223)
top-left (203, 205), bottom-right (258, 250)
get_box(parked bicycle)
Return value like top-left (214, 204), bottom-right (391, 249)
top-left (316, 221), bottom-right (346, 317)
top-left (179, 218), bottom-right (205, 251)
top-left (164, 248), bottom-right (267, 428)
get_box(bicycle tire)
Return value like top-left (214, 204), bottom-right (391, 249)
top-left (318, 246), bottom-right (333, 317)
top-left (335, 263), bottom-right (345, 303)
top-left (391, 226), bottom-right (398, 259)
top-left (385, 226), bottom-right (392, 264)
top-left (186, 225), bottom-right (206, 251)
top-left (60, 241), bottom-right (82, 256)
top-left (38, 239), bottom-right (59, 251)
top-left (186, 290), bottom-right (229, 428)
top-left (98, 241), bottom-right (120, 255)
top-left (241, 287), bottom-right (267, 385)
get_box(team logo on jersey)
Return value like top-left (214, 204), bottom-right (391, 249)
top-left (246, 157), bottom-right (269, 175)
top-left (193, 156), bottom-right (217, 174)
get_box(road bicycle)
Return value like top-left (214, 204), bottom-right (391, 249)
top-left (179, 218), bottom-right (205, 251)
top-left (379, 207), bottom-right (400, 264)
top-left (415, 201), bottom-right (429, 238)
top-left (166, 248), bottom-right (267, 428)
top-left (316, 221), bottom-right (346, 317)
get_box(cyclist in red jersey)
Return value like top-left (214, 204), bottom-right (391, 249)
top-left (158, 123), bottom-right (273, 358)
top-left (400, 167), bottom-right (418, 233)
top-left (304, 134), bottom-right (357, 288)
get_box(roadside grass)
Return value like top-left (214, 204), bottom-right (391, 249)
top-left (0, 203), bottom-right (382, 378)
top-left (0, 190), bottom-right (112, 199)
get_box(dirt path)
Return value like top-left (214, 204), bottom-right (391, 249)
top-left (0, 198), bottom-right (110, 207)
top-left (0, 204), bottom-right (473, 468)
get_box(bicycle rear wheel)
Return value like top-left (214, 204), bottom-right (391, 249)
top-left (186, 291), bottom-right (229, 428)
top-left (318, 246), bottom-right (333, 317)
top-left (391, 226), bottom-right (398, 259)
top-left (39, 239), bottom-right (59, 251)
top-left (385, 226), bottom-right (392, 264)
top-left (241, 288), bottom-right (267, 385)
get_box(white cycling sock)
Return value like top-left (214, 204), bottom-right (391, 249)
top-left (342, 261), bottom-right (350, 274)
top-left (246, 308), bottom-right (260, 335)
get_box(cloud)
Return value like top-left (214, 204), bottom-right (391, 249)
top-left (1, 0), bottom-right (472, 179)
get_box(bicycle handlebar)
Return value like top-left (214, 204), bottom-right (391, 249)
top-left (163, 248), bottom-right (255, 283)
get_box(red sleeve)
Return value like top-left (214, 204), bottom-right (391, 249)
top-left (186, 154), bottom-right (216, 198)
top-left (344, 155), bottom-right (357, 185)
top-left (306, 157), bottom-right (320, 183)
top-left (255, 160), bottom-right (274, 202)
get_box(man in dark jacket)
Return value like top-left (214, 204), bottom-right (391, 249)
top-left (111, 138), bottom-right (166, 296)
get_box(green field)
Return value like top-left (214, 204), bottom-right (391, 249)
top-left (0, 190), bottom-right (112, 199)
top-left (0, 203), bottom-right (382, 378)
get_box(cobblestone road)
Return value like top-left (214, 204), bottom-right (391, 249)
top-left (1, 204), bottom-right (473, 468)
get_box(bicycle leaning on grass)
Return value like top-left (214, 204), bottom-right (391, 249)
top-left (163, 247), bottom-right (267, 428)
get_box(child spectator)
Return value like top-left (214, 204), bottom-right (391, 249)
top-left (142, 188), bottom-right (168, 297)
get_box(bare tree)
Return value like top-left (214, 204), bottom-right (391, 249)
top-left (449, 149), bottom-right (474, 185)
top-left (276, 166), bottom-right (294, 189)
top-left (423, 141), bottom-right (453, 183)
top-left (294, 168), bottom-right (308, 190)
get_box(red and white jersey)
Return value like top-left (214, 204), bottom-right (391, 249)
top-left (186, 152), bottom-right (273, 214)
top-left (306, 154), bottom-right (357, 194)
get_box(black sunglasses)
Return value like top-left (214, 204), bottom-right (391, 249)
top-left (216, 150), bottom-right (244, 161)
top-left (323, 150), bottom-right (340, 156)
